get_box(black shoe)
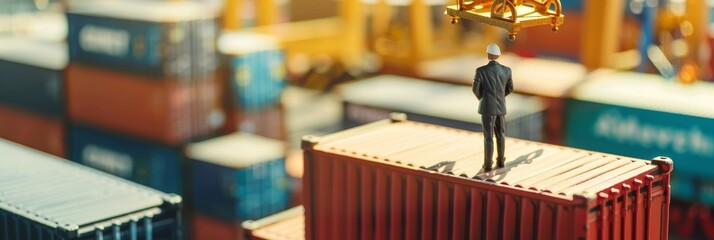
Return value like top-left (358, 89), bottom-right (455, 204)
top-left (496, 158), bottom-right (505, 168)
top-left (482, 166), bottom-right (492, 172)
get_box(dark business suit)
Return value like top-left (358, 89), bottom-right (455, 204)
top-left (473, 60), bottom-right (513, 170)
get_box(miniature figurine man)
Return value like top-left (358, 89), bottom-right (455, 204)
top-left (473, 43), bottom-right (513, 171)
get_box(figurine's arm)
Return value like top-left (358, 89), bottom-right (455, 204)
top-left (505, 68), bottom-right (513, 96)
top-left (473, 70), bottom-right (482, 100)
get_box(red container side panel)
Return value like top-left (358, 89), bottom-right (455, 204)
top-left (303, 119), bottom-right (673, 240)
top-left (67, 64), bottom-right (221, 145)
top-left (389, 171), bottom-right (404, 240)
top-left (0, 104), bottom-right (65, 157)
top-left (225, 104), bottom-right (286, 141)
top-left (192, 213), bottom-right (244, 240)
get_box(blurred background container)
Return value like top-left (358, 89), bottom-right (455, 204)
top-left (1, 0), bottom-right (714, 239)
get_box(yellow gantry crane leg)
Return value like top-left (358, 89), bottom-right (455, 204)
top-left (581, 0), bottom-right (624, 69)
top-left (223, 0), bottom-right (242, 30)
top-left (256, 0), bottom-right (279, 26)
top-left (410, 0), bottom-right (434, 60)
top-left (341, 0), bottom-right (366, 67)
top-left (223, 0), bottom-right (281, 30)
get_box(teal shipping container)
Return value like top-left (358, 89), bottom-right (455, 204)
top-left (565, 70), bottom-right (714, 205)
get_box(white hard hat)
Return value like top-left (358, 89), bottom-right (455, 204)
top-left (486, 43), bottom-right (501, 56)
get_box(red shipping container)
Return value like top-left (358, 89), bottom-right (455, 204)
top-left (0, 104), bottom-right (65, 157)
top-left (67, 64), bottom-right (223, 144)
top-left (669, 199), bottom-right (714, 238)
top-left (510, 13), bottom-right (583, 58)
top-left (243, 206), bottom-right (305, 240)
top-left (225, 104), bottom-right (286, 141)
top-left (302, 115), bottom-right (673, 239)
top-left (192, 213), bottom-right (245, 240)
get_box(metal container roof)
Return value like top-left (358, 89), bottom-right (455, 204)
top-left (186, 133), bottom-right (285, 168)
top-left (573, 69), bottom-right (714, 119)
top-left (0, 139), bottom-right (179, 232)
top-left (313, 119), bottom-right (658, 199)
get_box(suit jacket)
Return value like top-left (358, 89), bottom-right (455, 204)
top-left (473, 60), bottom-right (513, 116)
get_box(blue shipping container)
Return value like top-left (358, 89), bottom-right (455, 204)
top-left (187, 133), bottom-right (289, 222)
top-left (66, 1), bottom-right (214, 80)
top-left (0, 39), bottom-right (66, 117)
top-left (69, 125), bottom-right (182, 194)
top-left (219, 32), bottom-right (286, 110)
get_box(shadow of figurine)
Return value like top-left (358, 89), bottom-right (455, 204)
top-left (421, 148), bottom-right (543, 182)
top-left (473, 148), bottom-right (543, 181)
top-left (424, 161), bottom-right (457, 173)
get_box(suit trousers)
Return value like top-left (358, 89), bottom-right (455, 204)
top-left (482, 115), bottom-right (506, 170)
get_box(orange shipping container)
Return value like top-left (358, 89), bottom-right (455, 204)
top-left (67, 64), bottom-right (223, 144)
top-left (192, 213), bottom-right (245, 240)
top-left (0, 104), bottom-right (65, 157)
top-left (302, 115), bottom-right (673, 239)
top-left (225, 104), bottom-right (286, 141)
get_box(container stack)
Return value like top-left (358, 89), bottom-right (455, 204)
top-left (0, 39), bottom-right (67, 157)
top-left (187, 133), bottom-right (290, 240)
top-left (64, 1), bottom-right (223, 194)
top-left (219, 32), bottom-right (287, 140)
top-left (0, 139), bottom-right (182, 239)
top-left (338, 75), bottom-right (546, 141)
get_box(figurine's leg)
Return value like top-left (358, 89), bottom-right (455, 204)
top-left (482, 115), bottom-right (495, 171)
top-left (495, 115), bottom-right (506, 168)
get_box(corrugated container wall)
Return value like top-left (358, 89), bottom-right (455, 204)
top-left (303, 116), bottom-right (672, 240)
top-left (0, 139), bottom-right (182, 240)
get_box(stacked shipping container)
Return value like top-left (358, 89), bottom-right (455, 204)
top-left (0, 139), bottom-right (182, 239)
top-left (0, 39), bottom-right (67, 157)
top-left (187, 133), bottom-right (290, 239)
top-left (218, 32), bottom-right (287, 140)
top-left (65, 1), bottom-right (222, 194)
top-left (302, 116), bottom-right (672, 239)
